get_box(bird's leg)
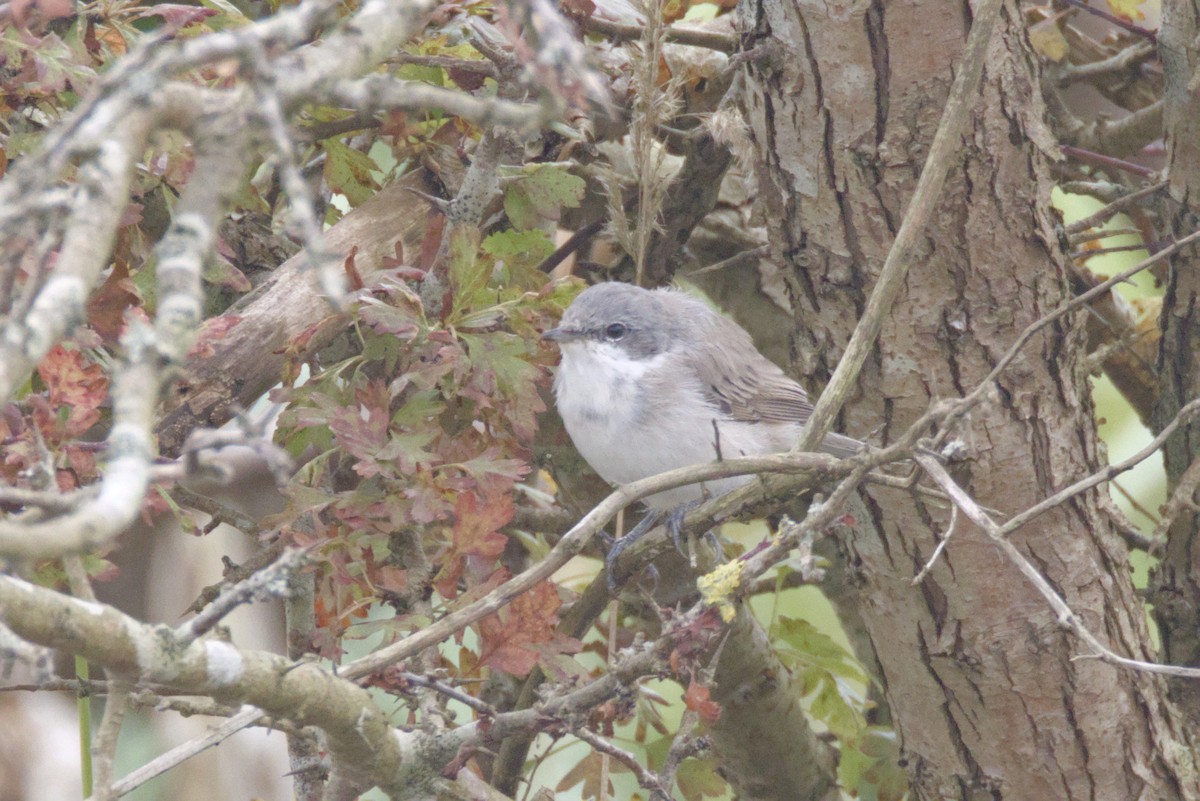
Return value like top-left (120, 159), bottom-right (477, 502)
top-left (668, 503), bottom-right (725, 568)
top-left (605, 509), bottom-right (661, 592)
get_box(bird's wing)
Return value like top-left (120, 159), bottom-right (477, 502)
top-left (664, 290), bottom-right (864, 458)
top-left (678, 307), bottom-right (816, 426)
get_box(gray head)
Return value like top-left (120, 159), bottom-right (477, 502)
top-left (542, 283), bottom-right (689, 360)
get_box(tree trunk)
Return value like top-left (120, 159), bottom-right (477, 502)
top-left (735, 0), bottom-right (1200, 797)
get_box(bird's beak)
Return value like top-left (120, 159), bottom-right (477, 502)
top-left (541, 326), bottom-right (579, 343)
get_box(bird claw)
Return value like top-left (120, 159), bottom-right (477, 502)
top-left (666, 501), bottom-right (720, 568)
top-left (606, 501), bottom-right (709, 591)
top-left (605, 510), bottom-right (662, 593)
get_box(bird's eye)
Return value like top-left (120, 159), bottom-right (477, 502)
top-left (604, 323), bottom-right (629, 341)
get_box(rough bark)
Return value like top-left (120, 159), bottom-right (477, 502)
top-left (736, 0), bottom-right (1199, 798)
top-left (1149, 0), bottom-right (1200, 720)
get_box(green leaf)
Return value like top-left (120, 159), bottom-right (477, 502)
top-left (676, 756), bottom-right (728, 801)
top-left (775, 616), bottom-right (869, 683)
top-left (503, 165), bottom-right (584, 230)
top-left (448, 225), bottom-right (489, 316)
top-left (481, 228), bottom-right (556, 272)
top-left (806, 668), bottom-right (865, 740)
top-left (522, 165), bottom-right (585, 213)
top-left (390, 389), bottom-right (444, 428)
top-left (458, 332), bottom-right (546, 439)
top-left (323, 138), bottom-right (380, 207)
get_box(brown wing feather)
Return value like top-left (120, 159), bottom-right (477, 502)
top-left (667, 291), bottom-right (816, 425)
top-left (660, 289), bottom-right (864, 458)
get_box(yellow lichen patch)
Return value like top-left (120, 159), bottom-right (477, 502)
top-left (697, 561), bottom-right (742, 623)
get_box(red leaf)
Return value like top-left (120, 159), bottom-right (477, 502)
top-left (87, 262), bottom-right (142, 344)
top-left (434, 490), bottom-right (513, 596)
top-left (328, 402), bottom-right (390, 479)
top-left (683, 680), bottom-right (722, 723)
top-left (343, 245), bottom-right (364, 291)
top-left (477, 581), bottom-right (580, 676)
top-left (133, 4), bottom-right (218, 27)
top-left (35, 345), bottom-right (108, 439)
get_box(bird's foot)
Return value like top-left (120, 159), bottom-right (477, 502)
top-left (605, 510), bottom-right (662, 593)
top-left (666, 503), bottom-right (723, 568)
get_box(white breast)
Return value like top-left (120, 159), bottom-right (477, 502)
top-left (553, 342), bottom-right (799, 510)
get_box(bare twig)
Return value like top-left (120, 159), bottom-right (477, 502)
top-left (574, 727), bottom-right (670, 800)
top-left (177, 547), bottom-right (308, 646)
top-left (94, 706), bottom-right (267, 800)
top-left (914, 453), bottom-right (1200, 679)
top-left (1061, 145), bottom-right (1158, 178)
top-left (583, 15), bottom-right (737, 53)
top-left (1055, 40), bottom-right (1156, 86)
top-left (323, 76), bottom-right (545, 131)
top-left (1064, 180), bottom-right (1167, 234)
top-left (92, 681), bottom-right (132, 801)
top-left (912, 503), bottom-right (958, 584)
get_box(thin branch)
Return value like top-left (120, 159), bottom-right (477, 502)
top-left (95, 706), bottom-right (267, 801)
top-left (574, 727), bottom-right (670, 800)
top-left (1151, 452), bottom-right (1200, 544)
top-left (912, 503), bottom-right (958, 584)
top-left (1066, 100), bottom-right (1164, 158)
top-left (323, 75), bottom-right (546, 131)
top-left (249, 44), bottom-right (343, 308)
top-left (1064, 180), bottom-right (1167, 234)
top-left (1060, 0), bottom-right (1157, 41)
top-left (1068, 227), bottom-right (1144, 245)
top-left (914, 453), bottom-right (1200, 679)
top-left (1055, 40), bottom-right (1157, 86)
top-left (1061, 145), bottom-right (1158, 178)
top-left (396, 673), bottom-right (497, 716)
top-left (176, 547), bottom-right (308, 647)
top-left (391, 51), bottom-right (499, 77)
top-left (582, 15), bottom-right (737, 54)
top-left (92, 681), bottom-right (132, 801)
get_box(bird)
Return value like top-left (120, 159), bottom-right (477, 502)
top-left (542, 282), bottom-right (862, 580)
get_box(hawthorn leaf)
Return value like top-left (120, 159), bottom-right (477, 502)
top-left (328, 403), bottom-right (390, 478)
top-left (458, 332), bottom-right (546, 440)
top-left (449, 224), bottom-right (489, 314)
top-left (503, 166), bottom-right (584, 230)
top-left (481, 228), bottom-right (555, 272)
top-left (477, 581), bottom-right (579, 676)
top-left (87, 261), bottom-right (142, 344)
top-left (677, 756), bottom-right (727, 801)
top-left (775, 616), bottom-right (868, 684)
top-left (323, 137), bottom-right (380, 207)
top-left (434, 490), bottom-right (512, 596)
top-left (683, 680), bottom-right (722, 723)
top-left (35, 345), bottom-right (108, 439)
top-left (805, 668), bottom-right (865, 740)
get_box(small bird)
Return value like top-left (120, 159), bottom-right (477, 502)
top-left (543, 282), bottom-right (862, 563)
